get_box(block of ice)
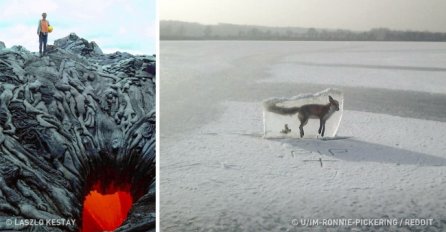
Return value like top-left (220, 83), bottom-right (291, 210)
top-left (263, 88), bottom-right (343, 138)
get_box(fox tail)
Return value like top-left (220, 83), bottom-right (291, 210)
top-left (263, 99), bottom-right (300, 115)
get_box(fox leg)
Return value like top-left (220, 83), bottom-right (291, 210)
top-left (318, 119), bottom-right (323, 134)
top-left (321, 120), bottom-right (326, 137)
top-left (298, 114), bottom-right (308, 138)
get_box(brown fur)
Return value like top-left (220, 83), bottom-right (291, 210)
top-left (265, 96), bottom-right (340, 137)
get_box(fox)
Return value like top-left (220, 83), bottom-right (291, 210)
top-left (264, 96), bottom-right (340, 138)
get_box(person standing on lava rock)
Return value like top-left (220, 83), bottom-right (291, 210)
top-left (37, 12), bottom-right (51, 57)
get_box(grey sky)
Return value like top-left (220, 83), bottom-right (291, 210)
top-left (161, 0), bottom-right (446, 32)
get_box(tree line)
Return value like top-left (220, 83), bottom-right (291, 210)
top-left (161, 20), bottom-right (446, 42)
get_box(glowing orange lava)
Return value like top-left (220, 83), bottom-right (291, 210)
top-left (82, 189), bottom-right (133, 232)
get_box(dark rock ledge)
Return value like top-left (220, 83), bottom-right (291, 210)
top-left (0, 33), bottom-right (156, 231)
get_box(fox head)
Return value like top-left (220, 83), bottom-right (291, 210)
top-left (328, 96), bottom-right (340, 111)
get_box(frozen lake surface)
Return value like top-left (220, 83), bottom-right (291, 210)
top-left (160, 41), bottom-right (446, 231)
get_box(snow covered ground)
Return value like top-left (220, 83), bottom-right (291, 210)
top-left (262, 42), bottom-right (446, 94)
top-left (160, 41), bottom-right (446, 231)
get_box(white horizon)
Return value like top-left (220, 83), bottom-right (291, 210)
top-left (161, 0), bottom-right (446, 33)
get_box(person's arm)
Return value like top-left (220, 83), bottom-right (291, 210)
top-left (37, 20), bottom-right (41, 35)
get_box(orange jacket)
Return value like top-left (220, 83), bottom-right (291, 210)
top-left (37, 19), bottom-right (50, 34)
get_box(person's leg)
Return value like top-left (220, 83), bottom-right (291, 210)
top-left (39, 33), bottom-right (43, 56)
top-left (43, 34), bottom-right (48, 54)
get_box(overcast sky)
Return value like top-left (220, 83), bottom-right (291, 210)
top-left (0, 0), bottom-right (156, 55)
top-left (161, 0), bottom-right (446, 32)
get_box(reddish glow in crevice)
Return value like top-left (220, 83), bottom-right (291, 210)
top-left (82, 184), bottom-right (133, 232)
